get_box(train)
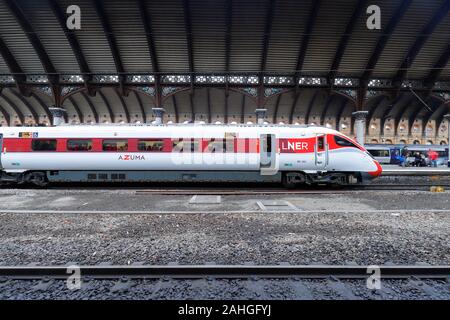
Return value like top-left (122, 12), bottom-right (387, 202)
top-left (0, 124), bottom-right (382, 187)
top-left (366, 144), bottom-right (449, 166)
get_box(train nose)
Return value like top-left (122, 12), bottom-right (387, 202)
top-left (368, 160), bottom-right (383, 178)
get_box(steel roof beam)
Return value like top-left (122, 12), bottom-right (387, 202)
top-left (138, 0), bottom-right (159, 73)
top-left (9, 89), bottom-right (39, 123)
top-left (48, 0), bottom-right (90, 75)
top-left (335, 98), bottom-right (348, 131)
top-left (0, 36), bottom-right (29, 96)
top-left (424, 43), bottom-right (450, 90)
top-left (183, 0), bottom-right (194, 91)
top-left (206, 88), bottom-right (211, 123)
top-left (272, 93), bottom-right (282, 123)
top-left (392, 0), bottom-right (450, 88)
top-left (225, 0), bottom-right (233, 73)
top-left (0, 92), bottom-right (25, 124)
top-left (189, 92), bottom-right (195, 121)
top-left (288, 91), bottom-right (301, 124)
top-left (93, 0), bottom-right (126, 95)
top-left (365, 95), bottom-right (386, 132)
top-left (97, 89), bottom-right (115, 123)
top-left (67, 96), bottom-right (83, 123)
top-left (295, 0), bottom-right (321, 79)
top-left (379, 94), bottom-right (403, 135)
top-left (407, 98), bottom-right (430, 135)
top-left (360, 0), bottom-right (412, 84)
top-left (133, 90), bottom-right (146, 123)
top-left (4, 0), bottom-right (63, 106)
top-left (0, 103), bottom-right (10, 126)
top-left (4, 0), bottom-right (57, 77)
top-left (420, 97), bottom-right (441, 136)
top-left (434, 103), bottom-right (450, 136)
top-left (171, 95), bottom-right (179, 123)
top-left (224, 92), bottom-right (229, 124)
top-left (240, 94), bottom-right (245, 123)
top-left (393, 96), bottom-right (416, 135)
top-left (328, 0), bottom-right (367, 85)
top-left (113, 88), bottom-right (130, 123)
top-left (257, 0), bottom-right (276, 107)
top-left (304, 91), bottom-right (320, 125)
top-left (80, 92), bottom-right (99, 123)
top-left (260, 0), bottom-right (276, 73)
top-left (320, 95), bottom-right (334, 125)
top-left (30, 92), bottom-right (55, 123)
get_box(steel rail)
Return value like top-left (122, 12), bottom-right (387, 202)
top-left (381, 169), bottom-right (450, 176)
top-left (0, 265), bottom-right (448, 280)
top-left (133, 185), bottom-right (450, 194)
top-left (2, 185), bottom-right (449, 194)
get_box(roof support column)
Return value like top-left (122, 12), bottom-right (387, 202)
top-left (444, 114), bottom-right (450, 167)
top-left (352, 111), bottom-right (369, 146)
top-left (49, 107), bottom-right (66, 126)
top-left (152, 107), bottom-right (165, 125)
top-left (255, 108), bottom-right (267, 125)
top-left (154, 75), bottom-right (164, 111)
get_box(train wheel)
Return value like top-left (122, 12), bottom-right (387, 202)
top-left (282, 172), bottom-right (306, 189)
top-left (25, 172), bottom-right (49, 187)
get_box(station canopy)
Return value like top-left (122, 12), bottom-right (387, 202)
top-left (0, 0), bottom-right (450, 128)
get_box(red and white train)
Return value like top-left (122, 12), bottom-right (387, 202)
top-left (0, 124), bottom-right (382, 187)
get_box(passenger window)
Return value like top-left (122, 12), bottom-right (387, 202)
top-left (67, 139), bottom-right (92, 151)
top-left (191, 139), bottom-right (199, 152)
top-left (103, 139), bottom-right (128, 151)
top-left (205, 139), bottom-right (225, 153)
top-left (138, 139), bottom-right (164, 152)
top-left (369, 150), bottom-right (389, 157)
top-left (172, 139), bottom-right (184, 152)
top-left (334, 135), bottom-right (358, 148)
top-left (31, 139), bottom-right (57, 151)
top-left (225, 138), bottom-right (235, 152)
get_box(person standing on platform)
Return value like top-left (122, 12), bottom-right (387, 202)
top-left (427, 149), bottom-right (438, 167)
top-left (401, 146), bottom-right (409, 167)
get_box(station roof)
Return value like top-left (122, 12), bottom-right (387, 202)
top-left (0, 0), bottom-right (449, 129)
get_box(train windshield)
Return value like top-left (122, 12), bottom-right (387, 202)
top-left (334, 135), bottom-right (358, 148)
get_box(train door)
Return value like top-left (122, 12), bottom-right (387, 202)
top-left (259, 134), bottom-right (278, 174)
top-left (0, 133), bottom-right (3, 169)
top-left (315, 134), bottom-right (328, 169)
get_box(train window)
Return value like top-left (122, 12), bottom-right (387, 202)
top-left (102, 139), bottom-right (128, 151)
top-left (172, 139), bottom-right (198, 152)
top-left (205, 139), bottom-right (225, 153)
top-left (225, 138), bottom-right (234, 152)
top-left (172, 139), bottom-right (184, 152)
top-left (31, 139), bottom-right (57, 151)
top-left (67, 139), bottom-right (92, 151)
top-left (334, 135), bottom-right (358, 148)
top-left (317, 136), bottom-right (324, 150)
top-left (368, 149), bottom-right (390, 157)
top-left (191, 139), bottom-right (199, 152)
top-left (138, 139), bottom-right (164, 152)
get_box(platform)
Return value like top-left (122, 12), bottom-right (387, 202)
top-left (381, 165), bottom-right (450, 176)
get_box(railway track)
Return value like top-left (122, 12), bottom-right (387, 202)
top-left (0, 264), bottom-right (448, 280)
top-left (1, 264), bottom-right (448, 299)
top-left (132, 184), bottom-right (450, 195)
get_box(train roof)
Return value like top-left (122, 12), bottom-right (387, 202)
top-left (366, 144), bottom-right (448, 149)
top-left (0, 123), bottom-right (339, 132)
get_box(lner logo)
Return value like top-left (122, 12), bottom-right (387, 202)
top-left (118, 155), bottom-right (146, 160)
